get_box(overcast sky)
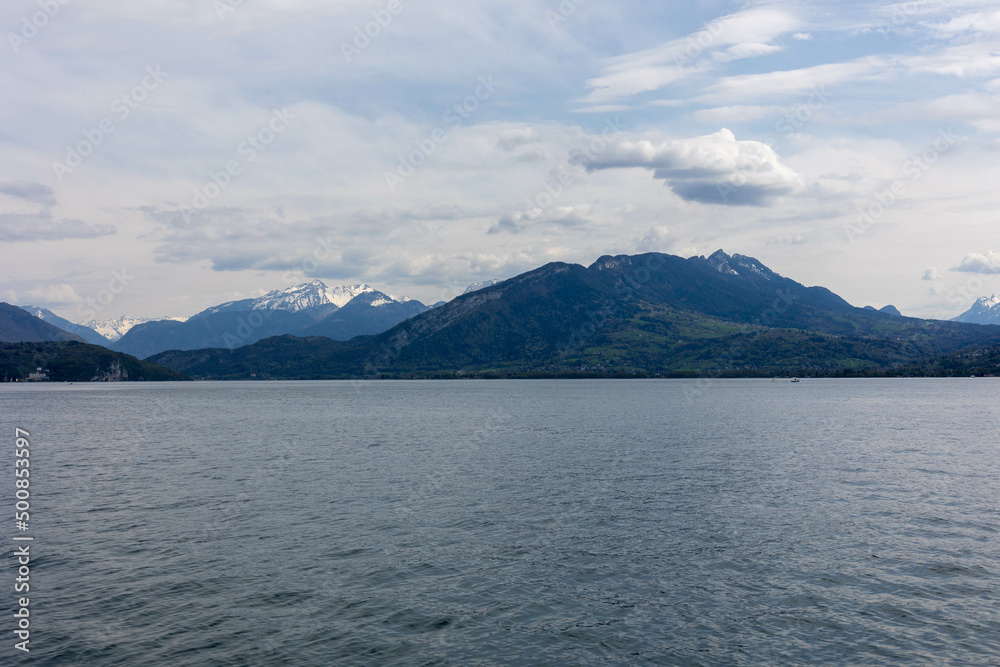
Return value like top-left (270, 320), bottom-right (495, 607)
top-left (2, 0), bottom-right (1000, 320)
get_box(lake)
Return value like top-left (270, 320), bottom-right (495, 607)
top-left (1, 379), bottom-right (998, 665)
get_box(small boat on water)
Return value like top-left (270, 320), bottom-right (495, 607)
top-left (790, 377), bottom-right (801, 383)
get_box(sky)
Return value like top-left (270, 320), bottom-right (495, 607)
top-left (2, 0), bottom-right (1000, 321)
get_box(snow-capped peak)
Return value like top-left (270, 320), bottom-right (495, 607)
top-left (325, 283), bottom-right (376, 308)
top-left (242, 280), bottom-right (419, 311)
top-left (200, 281), bottom-right (411, 316)
top-left (954, 294), bottom-right (1000, 325)
top-left (976, 294), bottom-right (1000, 309)
top-left (251, 280), bottom-right (316, 311)
top-left (243, 281), bottom-right (378, 311)
top-left (707, 250), bottom-right (738, 275)
top-left (84, 315), bottom-right (187, 342)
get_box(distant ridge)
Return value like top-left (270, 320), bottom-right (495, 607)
top-left (0, 303), bottom-right (86, 343)
top-left (18, 305), bottom-right (110, 345)
top-left (112, 280), bottom-right (427, 358)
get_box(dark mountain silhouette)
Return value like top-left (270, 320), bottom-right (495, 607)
top-left (1, 341), bottom-right (187, 382)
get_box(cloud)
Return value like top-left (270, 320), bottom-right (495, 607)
top-left (692, 105), bottom-right (777, 124)
top-left (6, 0), bottom-right (1000, 316)
top-left (697, 59), bottom-right (880, 104)
top-left (954, 251), bottom-right (1000, 273)
top-left (926, 9), bottom-right (1000, 36)
top-left (497, 128), bottom-right (539, 151)
top-left (793, 33), bottom-right (813, 41)
top-left (767, 234), bottom-right (805, 245)
top-left (489, 203), bottom-right (598, 235)
top-left (899, 41), bottom-right (1000, 79)
top-left (581, 128), bottom-right (804, 206)
top-left (882, 91), bottom-right (1000, 132)
top-left (0, 183), bottom-right (114, 242)
top-left (514, 148), bottom-right (546, 162)
top-left (922, 267), bottom-right (940, 280)
top-left (578, 7), bottom-right (801, 105)
top-left (149, 204), bottom-right (483, 286)
top-left (22, 284), bottom-right (83, 307)
top-left (0, 181), bottom-right (57, 206)
top-left (0, 213), bottom-right (116, 243)
top-left (634, 225), bottom-right (678, 252)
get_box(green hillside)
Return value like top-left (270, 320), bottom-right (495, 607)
top-left (1, 342), bottom-right (189, 382)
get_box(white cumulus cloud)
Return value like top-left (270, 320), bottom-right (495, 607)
top-left (954, 251), bottom-right (1000, 274)
top-left (581, 129), bottom-right (804, 206)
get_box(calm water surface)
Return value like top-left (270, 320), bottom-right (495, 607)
top-left (1, 379), bottom-right (998, 665)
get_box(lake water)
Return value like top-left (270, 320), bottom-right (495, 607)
top-left (1, 379), bottom-right (999, 665)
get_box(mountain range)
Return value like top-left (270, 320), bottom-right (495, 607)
top-left (6, 251), bottom-right (1000, 381)
top-left (108, 280), bottom-right (428, 359)
top-left (4, 280), bottom-right (429, 359)
top-left (149, 250), bottom-right (1000, 380)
